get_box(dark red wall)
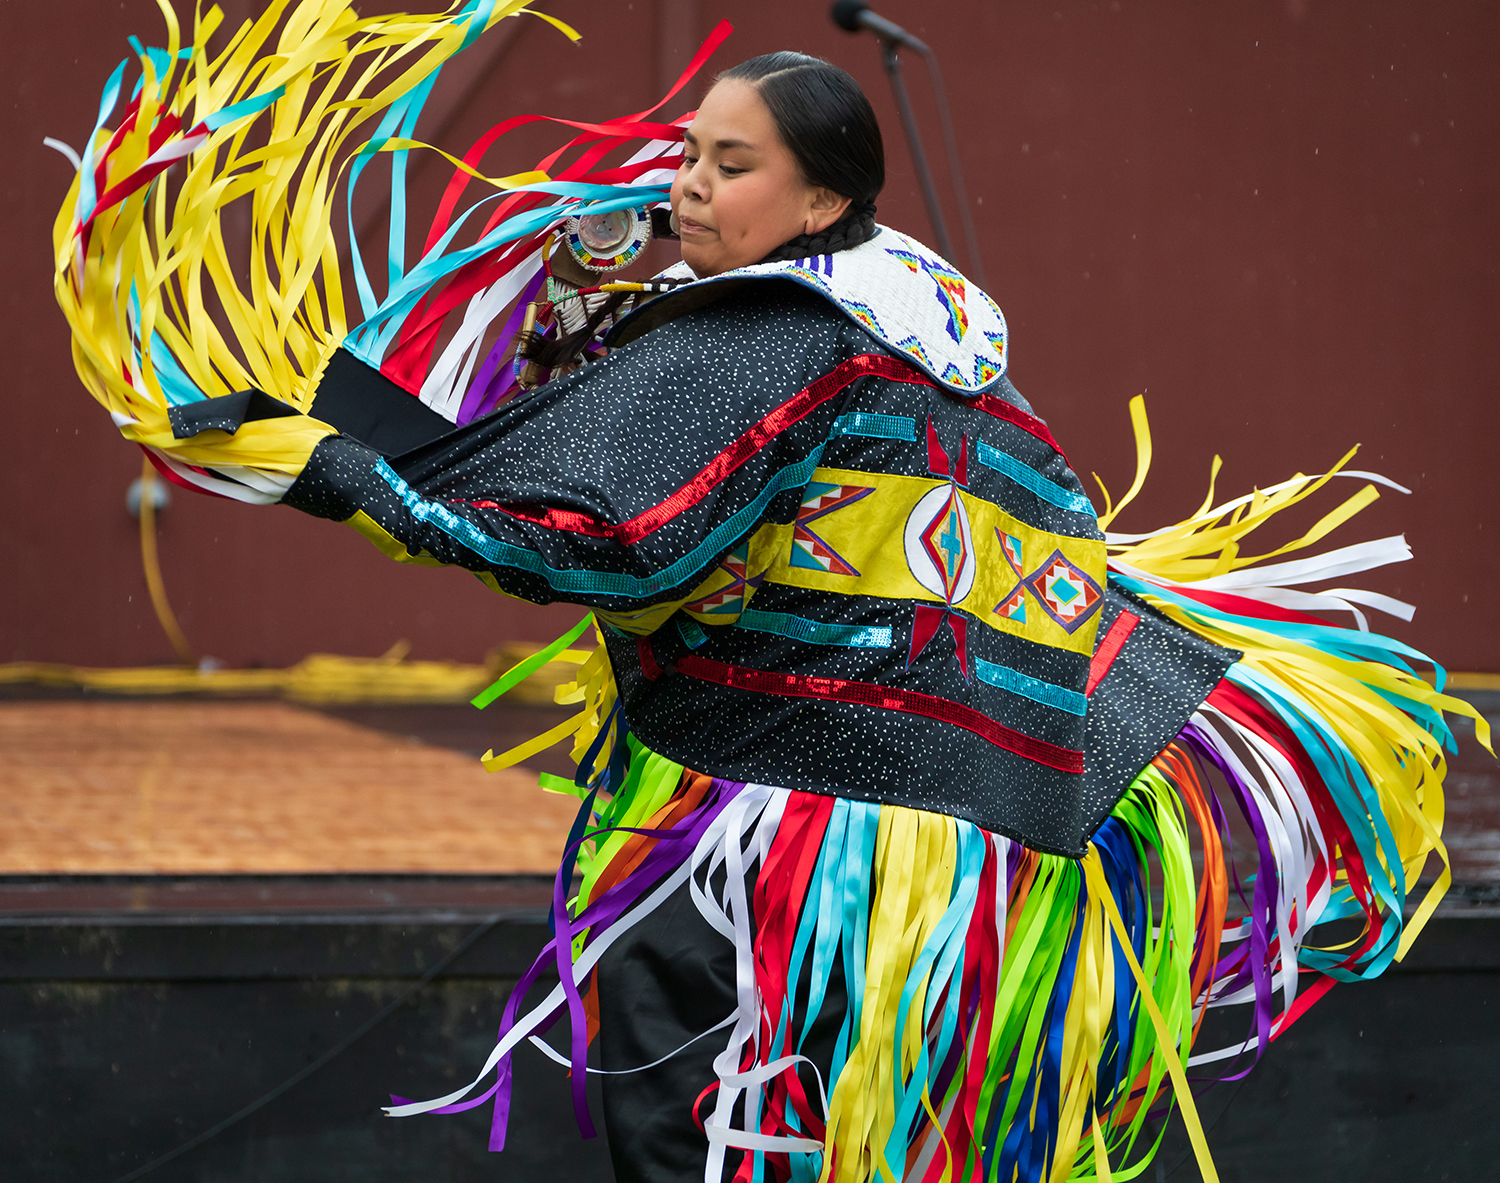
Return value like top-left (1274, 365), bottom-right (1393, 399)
top-left (4, 1), bottom-right (1496, 669)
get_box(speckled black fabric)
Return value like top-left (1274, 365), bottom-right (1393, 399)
top-left (1078, 588), bottom-right (1240, 843)
top-left (284, 277), bottom-right (1231, 855)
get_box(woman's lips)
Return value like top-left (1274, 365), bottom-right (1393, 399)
top-left (677, 214), bottom-right (715, 236)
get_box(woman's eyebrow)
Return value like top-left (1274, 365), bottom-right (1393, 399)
top-left (681, 129), bottom-right (757, 151)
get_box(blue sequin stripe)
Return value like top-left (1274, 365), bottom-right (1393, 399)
top-left (737, 608), bottom-right (893, 649)
top-left (829, 411), bottom-right (918, 441)
top-left (676, 617), bottom-right (709, 648)
top-left (974, 439), bottom-right (1095, 515)
top-left (973, 657), bottom-right (1088, 716)
top-left (372, 447), bottom-right (827, 598)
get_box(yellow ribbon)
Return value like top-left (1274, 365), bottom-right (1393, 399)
top-left (1082, 849), bottom-right (1219, 1183)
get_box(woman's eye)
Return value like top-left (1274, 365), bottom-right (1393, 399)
top-left (719, 165), bottom-right (745, 176)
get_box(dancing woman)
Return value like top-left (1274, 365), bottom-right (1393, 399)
top-left (51, 4), bottom-right (1485, 1180)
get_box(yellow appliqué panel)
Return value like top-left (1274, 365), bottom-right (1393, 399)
top-left (761, 466), bottom-right (1107, 655)
top-left (346, 511), bottom-right (445, 567)
top-left (594, 598), bottom-right (689, 636)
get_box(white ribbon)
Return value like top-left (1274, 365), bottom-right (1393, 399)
top-left (384, 848), bottom-right (700, 1118)
top-left (43, 136), bottom-right (82, 171)
top-left (418, 241), bottom-right (542, 419)
top-left (527, 1012), bottom-right (736, 1074)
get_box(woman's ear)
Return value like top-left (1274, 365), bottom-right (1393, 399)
top-left (804, 187), bottom-right (853, 235)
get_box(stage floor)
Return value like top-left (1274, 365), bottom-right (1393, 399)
top-left (0, 697), bottom-right (580, 874)
top-left (2, 690), bottom-right (1496, 879)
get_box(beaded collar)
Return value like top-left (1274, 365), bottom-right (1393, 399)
top-left (610, 226), bottom-right (1007, 397)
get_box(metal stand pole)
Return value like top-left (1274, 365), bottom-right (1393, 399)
top-left (881, 42), bottom-right (956, 265)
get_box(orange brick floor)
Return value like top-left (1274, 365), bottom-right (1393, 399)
top-left (4, 694), bottom-right (1497, 880)
top-left (0, 699), bottom-right (579, 873)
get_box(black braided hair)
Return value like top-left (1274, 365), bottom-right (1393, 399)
top-left (759, 200), bottom-right (878, 264)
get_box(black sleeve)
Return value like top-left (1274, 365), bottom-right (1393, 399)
top-left (282, 283), bottom-right (870, 614)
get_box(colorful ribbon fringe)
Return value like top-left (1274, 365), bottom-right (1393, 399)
top-left (52, 0), bottom-right (726, 504)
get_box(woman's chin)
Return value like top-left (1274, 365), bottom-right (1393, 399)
top-left (680, 242), bottom-right (726, 279)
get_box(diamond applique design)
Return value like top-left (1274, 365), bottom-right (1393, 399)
top-left (887, 248), bottom-right (970, 343)
top-left (903, 483), bottom-right (976, 607)
top-left (685, 543), bottom-right (758, 616)
top-left (919, 488), bottom-right (970, 604)
top-left (1023, 550), bottom-right (1104, 633)
top-left (995, 586), bottom-right (1027, 623)
top-left (790, 482), bottom-right (873, 576)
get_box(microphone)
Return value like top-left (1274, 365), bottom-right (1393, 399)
top-left (830, 1), bottom-right (930, 53)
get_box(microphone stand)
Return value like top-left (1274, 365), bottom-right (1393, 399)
top-left (880, 41), bottom-right (957, 269)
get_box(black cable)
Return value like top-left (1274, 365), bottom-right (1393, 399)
top-left (107, 913), bottom-right (504, 1183)
top-left (1163, 1070), bottom-right (1251, 1180)
top-left (879, 42), bottom-right (957, 265)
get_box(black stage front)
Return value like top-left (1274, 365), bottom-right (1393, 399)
top-left (4, 875), bottom-right (1499, 1183)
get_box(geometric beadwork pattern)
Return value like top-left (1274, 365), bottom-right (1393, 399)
top-left (893, 334), bottom-right (935, 374)
top-left (972, 353), bottom-right (1003, 387)
top-left (790, 482), bottom-right (874, 576)
top-left (844, 298), bottom-right (883, 336)
top-left (886, 248), bottom-right (970, 344)
top-left (649, 227), bottom-right (1007, 394)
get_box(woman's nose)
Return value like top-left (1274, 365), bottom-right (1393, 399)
top-left (681, 159), bottom-right (710, 202)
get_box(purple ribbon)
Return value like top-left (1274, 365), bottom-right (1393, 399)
top-left (1179, 724), bottom-right (1282, 1082)
top-left (455, 271), bottom-right (544, 426)
top-left (412, 775), bottom-right (749, 1150)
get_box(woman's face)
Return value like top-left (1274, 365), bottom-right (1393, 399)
top-left (670, 79), bottom-right (851, 277)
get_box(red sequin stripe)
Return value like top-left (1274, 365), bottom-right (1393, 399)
top-left (456, 354), bottom-right (933, 543)
top-left (471, 502), bottom-right (615, 537)
top-left (971, 393), bottom-right (1068, 461)
top-left (675, 655), bottom-right (1085, 774)
top-left (1085, 611), bottom-right (1140, 696)
top-left (637, 637), bottom-right (664, 682)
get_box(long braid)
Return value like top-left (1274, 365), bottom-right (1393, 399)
top-left (757, 201), bottom-right (878, 264)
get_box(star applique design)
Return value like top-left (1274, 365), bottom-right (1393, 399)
top-left (886, 248), bottom-right (970, 344)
